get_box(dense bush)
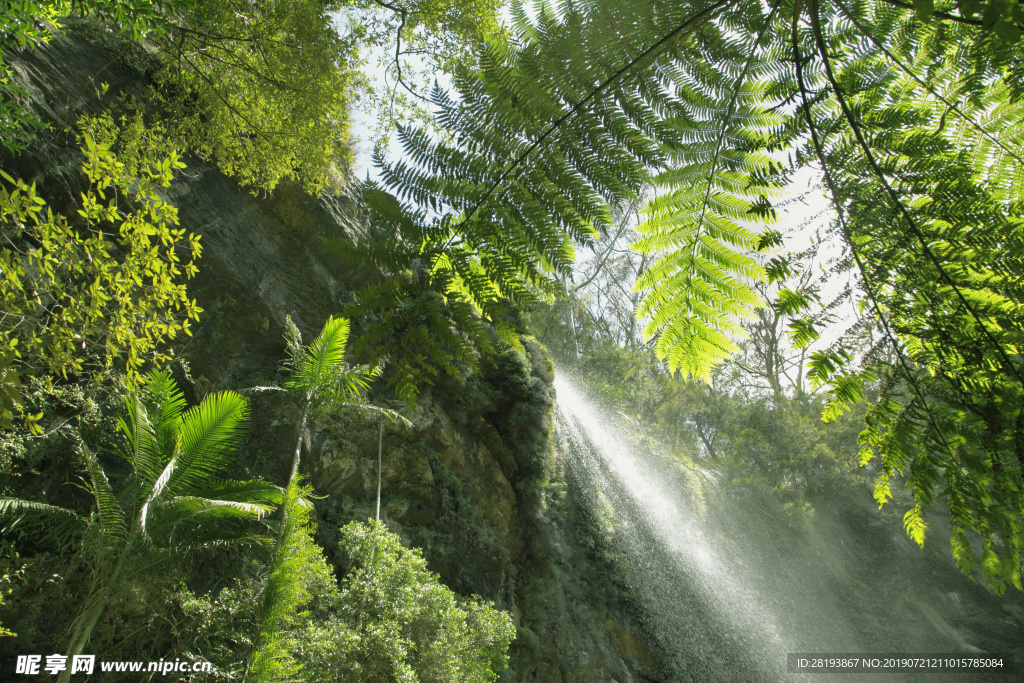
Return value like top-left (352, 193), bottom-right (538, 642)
top-left (325, 520), bottom-right (515, 682)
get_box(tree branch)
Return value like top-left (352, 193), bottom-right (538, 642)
top-left (795, 0), bottom-right (961, 473)
top-left (571, 222), bottom-right (629, 293)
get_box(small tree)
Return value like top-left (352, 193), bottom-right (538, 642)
top-left (245, 476), bottom-right (322, 683)
top-left (328, 520), bottom-right (516, 682)
top-left (247, 314), bottom-right (409, 682)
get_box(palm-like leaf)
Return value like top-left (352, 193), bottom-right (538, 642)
top-left (142, 370), bottom-right (187, 463)
top-left (283, 315), bottom-right (381, 415)
top-left (0, 497), bottom-right (80, 520)
top-left (293, 314), bottom-right (350, 394)
top-left (139, 389), bottom-right (250, 536)
top-left (161, 391), bottom-right (251, 498)
top-left (118, 393), bottom-right (161, 491)
top-left (192, 479), bottom-right (286, 507)
top-left (149, 497), bottom-right (270, 546)
top-left (335, 400), bottom-right (412, 428)
top-left (49, 372), bottom-right (278, 674)
top-left (282, 314), bottom-right (382, 416)
top-left (142, 480), bottom-right (283, 547)
top-left (0, 497), bottom-right (83, 546)
top-left (80, 442), bottom-right (128, 546)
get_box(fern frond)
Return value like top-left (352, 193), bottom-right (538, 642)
top-left (145, 478), bottom-right (283, 545)
top-left (247, 478), bottom-right (317, 683)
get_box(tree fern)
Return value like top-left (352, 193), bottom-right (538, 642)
top-left (782, 0), bottom-right (1024, 591)
top-left (351, 0), bottom-right (1024, 590)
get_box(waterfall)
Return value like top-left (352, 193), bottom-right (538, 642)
top-left (552, 372), bottom-right (986, 682)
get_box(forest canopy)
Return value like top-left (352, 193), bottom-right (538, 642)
top-left (1, 0), bottom-right (1023, 625)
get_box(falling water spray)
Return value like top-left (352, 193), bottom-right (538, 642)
top-left (553, 372), bottom-right (864, 681)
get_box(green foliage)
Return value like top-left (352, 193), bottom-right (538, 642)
top-left (186, 519), bottom-right (515, 683)
top-left (0, 345), bottom-right (30, 433)
top-left (0, 580), bottom-right (14, 638)
top-left (904, 503), bottom-right (928, 547)
top-left (0, 113), bottom-right (202, 391)
top-left (0, 371), bottom-right (281, 669)
top-left (0, 0), bottom-right (190, 150)
top-left (246, 308), bottom-right (507, 680)
top-left (1, 0), bottom-right (354, 193)
top-left (330, 195), bottom-right (525, 406)
top-left (173, 578), bottom-right (260, 679)
top-left (6, 0), bottom-right (1023, 606)
top-left (246, 314), bottom-right (410, 680)
top-left (151, 0), bottom-right (360, 193)
top-left (343, 273), bottom-right (501, 408)
top-left (0, 0), bottom-right (526, 198)
top-left (173, 553), bottom-right (348, 681)
top-left (0, 373), bottom-right (109, 487)
top-left (329, 520), bottom-right (515, 681)
top-left (0, 1), bottom-right (63, 151)
top-left (784, 0), bottom-right (1024, 591)
top-left (119, 372), bottom-right (279, 549)
top-left (350, 0), bottom-right (694, 395)
top-left (356, 0), bottom-right (504, 72)
top-left (275, 313), bottom-right (405, 481)
top-left (369, 0), bottom-right (790, 393)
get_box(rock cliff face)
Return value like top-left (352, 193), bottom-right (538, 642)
top-left (2, 21), bottom-right (665, 682)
